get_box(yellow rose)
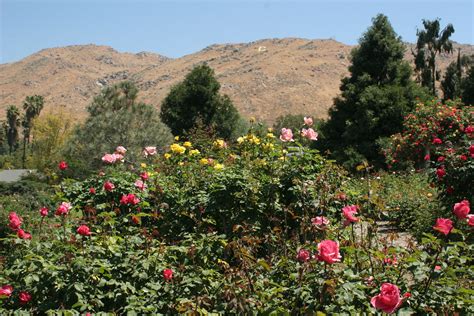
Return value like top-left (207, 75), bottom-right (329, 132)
top-left (140, 163), bottom-right (147, 168)
top-left (170, 143), bottom-right (186, 154)
top-left (164, 153), bottom-right (172, 160)
top-left (183, 141), bottom-right (192, 148)
top-left (213, 139), bottom-right (226, 148)
top-left (189, 149), bottom-right (200, 156)
top-left (199, 158), bottom-right (208, 165)
top-left (237, 137), bottom-right (244, 144)
top-left (174, 136), bottom-right (180, 141)
top-left (214, 163), bottom-right (224, 171)
top-left (178, 162), bottom-right (184, 166)
top-left (266, 132), bottom-right (275, 138)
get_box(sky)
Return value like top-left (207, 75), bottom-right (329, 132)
top-left (1, 0), bottom-right (473, 63)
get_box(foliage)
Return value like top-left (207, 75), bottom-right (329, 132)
top-left (6, 105), bottom-right (21, 155)
top-left (383, 99), bottom-right (473, 208)
top-left (21, 95), bottom-right (44, 168)
top-left (345, 171), bottom-right (442, 239)
top-left (441, 52), bottom-right (473, 101)
top-left (461, 61), bottom-right (474, 105)
top-left (320, 14), bottom-right (427, 169)
top-left (64, 81), bottom-right (172, 176)
top-left (160, 64), bottom-right (245, 140)
top-left (27, 108), bottom-right (75, 174)
top-left (413, 18), bottom-right (455, 95)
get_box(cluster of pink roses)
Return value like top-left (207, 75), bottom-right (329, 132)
top-left (0, 285), bottom-right (31, 304)
top-left (120, 193), bottom-right (140, 205)
top-left (296, 240), bottom-right (342, 264)
top-left (279, 116), bottom-right (318, 142)
top-left (433, 200), bottom-right (472, 236)
top-left (102, 146), bottom-right (127, 164)
top-left (8, 212), bottom-right (32, 239)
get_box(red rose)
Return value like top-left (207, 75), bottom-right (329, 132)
top-left (55, 202), bottom-right (72, 216)
top-left (103, 181), bottom-right (115, 192)
top-left (433, 218), bottom-right (453, 236)
top-left (296, 249), bottom-right (311, 263)
top-left (77, 225), bottom-right (91, 236)
top-left (317, 240), bottom-right (341, 264)
top-left (424, 154), bottom-right (430, 161)
top-left (460, 154), bottom-right (467, 161)
top-left (39, 207), bottom-right (49, 217)
top-left (18, 291), bottom-right (31, 304)
top-left (465, 125), bottom-right (473, 134)
top-left (8, 212), bottom-right (22, 230)
top-left (436, 167), bottom-right (446, 179)
top-left (370, 283), bottom-right (403, 314)
top-left (89, 187), bottom-right (96, 194)
top-left (432, 138), bottom-right (442, 145)
top-left (469, 144), bottom-right (474, 157)
top-left (163, 268), bottom-right (173, 281)
top-left (0, 285), bottom-right (13, 298)
top-left (453, 200), bottom-right (470, 220)
top-left (140, 172), bottom-right (149, 181)
top-left (58, 161), bottom-right (68, 170)
top-left (17, 229), bottom-right (32, 239)
top-left (437, 156), bottom-right (445, 162)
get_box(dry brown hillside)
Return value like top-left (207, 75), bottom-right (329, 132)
top-left (1, 38), bottom-right (472, 124)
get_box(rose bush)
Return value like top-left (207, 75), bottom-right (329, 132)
top-left (1, 121), bottom-right (473, 313)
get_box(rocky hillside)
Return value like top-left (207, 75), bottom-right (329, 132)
top-left (1, 39), bottom-right (472, 123)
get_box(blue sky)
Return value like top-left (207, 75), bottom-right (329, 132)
top-left (1, 0), bottom-right (472, 63)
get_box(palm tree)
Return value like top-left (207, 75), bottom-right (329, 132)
top-left (413, 19), bottom-right (455, 95)
top-left (22, 95), bottom-right (44, 166)
top-left (6, 105), bottom-right (20, 154)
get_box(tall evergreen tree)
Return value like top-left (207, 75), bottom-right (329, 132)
top-left (160, 64), bottom-right (244, 139)
top-left (6, 105), bottom-right (21, 154)
top-left (461, 63), bottom-right (474, 105)
top-left (320, 14), bottom-right (427, 169)
top-left (413, 19), bottom-right (455, 95)
top-left (441, 51), bottom-right (472, 101)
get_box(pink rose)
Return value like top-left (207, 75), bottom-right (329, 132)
top-left (437, 156), bottom-right (445, 162)
top-left (55, 202), bottom-right (72, 216)
top-left (134, 179), bottom-right (147, 191)
top-left (89, 187), bottom-right (96, 194)
top-left (424, 154), bottom-right (430, 161)
top-left (143, 146), bottom-right (157, 157)
top-left (18, 291), bottom-right (31, 304)
top-left (120, 194), bottom-right (140, 205)
top-left (279, 128), bottom-right (294, 142)
top-left (465, 125), bottom-right (473, 134)
top-left (317, 240), bottom-right (341, 264)
top-left (58, 161), bottom-right (68, 170)
top-left (77, 225), bottom-right (91, 236)
top-left (296, 249), bottom-right (311, 263)
top-left (342, 205), bottom-right (359, 225)
top-left (370, 283), bottom-right (403, 314)
top-left (304, 116), bottom-right (313, 126)
top-left (163, 268), bottom-right (173, 281)
top-left (17, 229), bottom-right (32, 240)
top-left (8, 212), bottom-right (22, 230)
top-left (301, 128), bottom-right (318, 141)
top-left (39, 207), bottom-right (49, 217)
top-left (432, 138), bottom-right (442, 145)
top-left (434, 265), bottom-right (442, 271)
top-left (0, 285), bottom-right (13, 298)
top-left (103, 181), bottom-right (115, 192)
top-left (453, 200), bottom-right (470, 220)
top-left (311, 216), bottom-right (329, 228)
top-left (433, 218), bottom-right (453, 236)
top-left (115, 146), bottom-right (127, 155)
top-left (101, 153), bottom-right (117, 164)
top-left (466, 214), bottom-right (474, 226)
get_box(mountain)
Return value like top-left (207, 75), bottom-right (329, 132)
top-left (1, 39), bottom-right (472, 123)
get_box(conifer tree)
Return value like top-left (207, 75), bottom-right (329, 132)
top-left (320, 14), bottom-right (427, 169)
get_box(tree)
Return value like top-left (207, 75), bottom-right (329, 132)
top-left (28, 108), bottom-right (75, 172)
top-left (160, 64), bottom-right (244, 139)
top-left (6, 105), bottom-right (21, 155)
top-left (319, 14), bottom-right (427, 169)
top-left (64, 81), bottom-right (172, 175)
top-left (461, 63), bottom-right (474, 105)
top-left (413, 19), bottom-right (455, 95)
top-left (441, 51), bottom-right (472, 101)
top-left (21, 95), bottom-right (44, 167)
